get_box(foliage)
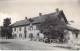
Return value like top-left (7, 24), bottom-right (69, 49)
top-left (3, 18), bottom-right (11, 27)
top-left (1, 18), bottom-right (12, 39)
top-left (38, 13), bottom-right (67, 40)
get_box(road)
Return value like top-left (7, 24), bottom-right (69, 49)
top-left (0, 39), bottom-right (78, 50)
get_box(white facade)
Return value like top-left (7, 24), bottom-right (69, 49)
top-left (12, 25), bottom-right (40, 39)
top-left (12, 26), bottom-right (25, 39)
top-left (64, 30), bottom-right (80, 44)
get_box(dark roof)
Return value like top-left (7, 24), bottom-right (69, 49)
top-left (12, 10), bottom-right (68, 27)
top-left (11, 10), bottom-right (80, 33)
top-left (66, 25), bottom-right (80, 31)
top-left (12, 20), bottom-right (29, 27)
top-left (12, 12), bottom-right (58, 27)
top-left (12, 16), bottom-right (45, 27)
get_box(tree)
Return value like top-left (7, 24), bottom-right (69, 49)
top-left (3, 18), bottom-right (11, 27)
top-left (38, 12), bottom-right (67, 42)
top-left (1, 18), bottom-right (12, 39)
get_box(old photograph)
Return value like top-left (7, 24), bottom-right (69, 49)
top-left (0, 0), bottom-right (80, 50)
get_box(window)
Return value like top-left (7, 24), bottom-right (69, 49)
top-left (30, 26), bottom-right (33, 30)
top-left (13, 34), bottom-right (17, 37)
top-left (19, 34), bottom-right (22, 38)
top-left (33, 26), bottom-right (36, 30)
top-left (14, 28), bottom-right (16, 31)
top-left (28, 26), bottom-right (33, 30)
top-left (19, 27), bottom-right (22, 31)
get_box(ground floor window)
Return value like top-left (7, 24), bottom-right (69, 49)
top-left (29, 33), bottom-right (33, 40)
top-left (19, 33), bottom-right (22, 38)
top-left (13, 34), bottom-right (17, 38)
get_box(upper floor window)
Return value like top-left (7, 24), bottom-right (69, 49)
top-left (14, 28), bottom-right (16, 31)
top-left (33, 26), bottom-right (37, 30)
top-left (19, 27), bottom-right (22, 31)
top-left (28, 26), bottom-right (33, 30)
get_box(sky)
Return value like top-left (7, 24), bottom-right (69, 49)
top-left (0, 0), bottom-right (80, 29)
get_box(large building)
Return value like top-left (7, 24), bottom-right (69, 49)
top-left (12, 9), bottom-right (80, 43)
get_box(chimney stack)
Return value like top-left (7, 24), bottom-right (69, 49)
top-left (25, 17), bottom-right (27, 20)
top-left (56, 8), bottom-right (59, 14)
top-left (39, 13), bottom-right (42, 16)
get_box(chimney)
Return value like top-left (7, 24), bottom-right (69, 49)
top-left (39, 13), bottom-right (42, 16)
top-left (56, 8), bottom-right (59, 14)
top-left (25, 17), bottom-right (27, 20)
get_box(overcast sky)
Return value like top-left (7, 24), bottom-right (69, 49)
top-left (0, 0), bottom-right (80, 29)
